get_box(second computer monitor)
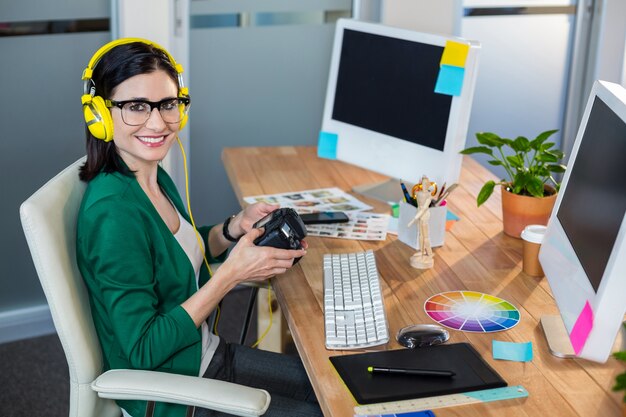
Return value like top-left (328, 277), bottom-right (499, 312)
top-left (320, 19), bottom-right (480, 187)
top-left (539, 80), bottom-right (626, 363)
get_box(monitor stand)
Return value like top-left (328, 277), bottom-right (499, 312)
top-left (541, 315), bottom-right (626, 358)
top-left (352, 178), bottom-right (404, 204)
top-left (540, 315), bottom-right (576, 358)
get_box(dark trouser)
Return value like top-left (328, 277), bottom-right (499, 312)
top-left (194, 339), bottom-right (322, 417)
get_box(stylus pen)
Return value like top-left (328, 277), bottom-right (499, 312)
top-left (367, 366), bottom-right (456, 377)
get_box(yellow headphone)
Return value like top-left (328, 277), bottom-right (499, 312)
top-left (81, 38), bottom-right (190, 142)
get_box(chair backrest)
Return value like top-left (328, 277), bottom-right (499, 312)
top-left (20, 158), bottom-right (120, 417)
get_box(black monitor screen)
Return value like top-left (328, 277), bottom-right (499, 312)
top-left (557, 97), bottom-right (626, 293)
top-left (332, 29), bottom-right (452, 151)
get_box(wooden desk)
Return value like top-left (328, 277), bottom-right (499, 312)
top-left (222, 146), bottom-right (624, 417)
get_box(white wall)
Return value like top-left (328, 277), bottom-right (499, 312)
top-left (0, 1), bottom-right (110, 343)
top-left (380, 2), bottom-right (575, 179)
top-left (381, 0), bottom-right (461, 36)
top-left (592, 0), bottom-right (626, 87)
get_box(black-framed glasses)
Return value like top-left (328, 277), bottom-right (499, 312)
top-left (105, 97), bottom-right (191, 126)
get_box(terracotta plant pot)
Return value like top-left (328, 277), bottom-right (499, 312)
top-left (501, 185), bottom-right (557, 238)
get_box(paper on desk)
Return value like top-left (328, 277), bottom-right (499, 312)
top-left (243, 187), bottom-right (373, 214)
top-left (306, 212), bottom-right (390, 241)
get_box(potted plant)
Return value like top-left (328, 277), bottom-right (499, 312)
top-left (613, 323), bottom-right (626, 416)
top-left (460, 129), bottom-right (566, 238)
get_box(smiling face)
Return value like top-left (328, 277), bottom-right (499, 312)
top-left (109, 70), bottom-right (180, 172)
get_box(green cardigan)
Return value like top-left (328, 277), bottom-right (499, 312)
top-left (76, 166), bottom-right (227, 417)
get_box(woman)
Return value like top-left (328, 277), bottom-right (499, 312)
top-left (76, 39), bottom-right (321, 417)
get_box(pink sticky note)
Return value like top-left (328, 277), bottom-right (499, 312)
top-left (569, 301), bottom-right (594, 355)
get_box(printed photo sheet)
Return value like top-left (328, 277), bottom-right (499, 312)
top-left (243, 187), bottom-right (373, 213)
top-left (243, 188), bottom-right (389, 240)
top-left (306, 212), bottom-right (390, 241)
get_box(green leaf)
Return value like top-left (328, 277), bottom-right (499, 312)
top-left (475, 132), bottom-right (497, 146)
top-left (614, 351), bottom-right (626, 362)
top-left (527, 177), bottom-right (544, 197)
top-left (535, 129), bottom-right (558, 143)
top-left (477, 181), bottom-right (496, 207)
top-left (487, 160), bottom-right (504, 166)
top-left (513, 136), bottom-right (531, 152)
top-left (613, 373), bottom-right (626, 392)
top-left (476, 132), bottom-right (506, 147)
top-left (500, 137), bottom-right (514, 147)
top-left (540, 142), bottom-right (556, 151)
top-left (547, 164), bottom-right (566, 173)
top-left (538, 152), bottom-right (558, 163)
top-left (512, 173), bottom-right (529, 194)
top-left (509, 139), bottom-right (522, 152)
top-left (459, 146), bottom-right (494, 156)
top-left (614, 373), bottom-right (626, 386)
top-left (506, 155), bottom-right (523, 169)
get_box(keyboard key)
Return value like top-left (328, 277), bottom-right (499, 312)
top-left (324, 250), bottom-right (389, 350)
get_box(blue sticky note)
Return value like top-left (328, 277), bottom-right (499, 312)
top-left (446, 210), bottom-right (460, 221)
top-left (434, 65), bottom-right (465, 96)
top-left (492, 340), bottom-right (533, 362)
top-left (317, 131), bottom-right (338, 159)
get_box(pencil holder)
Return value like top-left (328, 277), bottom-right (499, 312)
top-left (398, 201), bottom-right (447, 250)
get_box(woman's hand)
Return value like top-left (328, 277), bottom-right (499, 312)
top-left (228, 202), bottom-right (278, 240)
top-left (221, 227), bottom-right (307, 285)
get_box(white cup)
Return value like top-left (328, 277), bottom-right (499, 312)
top-left (520, 225), bottom-right (547, 276)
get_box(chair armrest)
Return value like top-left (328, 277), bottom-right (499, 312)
top-left (92, 369), bottom-right (270, 417)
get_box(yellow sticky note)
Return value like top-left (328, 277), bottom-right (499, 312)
top-left (440, 41), bottom-right (470, 68)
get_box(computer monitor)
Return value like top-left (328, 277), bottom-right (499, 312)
top-left (319, 18), bottom-right (480, 201)
top-left (538, 80), bottom-right (626, 363)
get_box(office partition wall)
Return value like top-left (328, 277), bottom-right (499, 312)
top-left (0, 0), bottom-right (111, 342)
top-left (380, 0), bottom-right (577, 184)
top-left (188, 0), bottom-right (352, 224)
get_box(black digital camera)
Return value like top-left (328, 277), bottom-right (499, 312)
top-left (253, 208), bottom-right (307, 263)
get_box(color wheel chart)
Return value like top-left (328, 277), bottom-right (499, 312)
top-left (424, 291), bottom-right (520, 332)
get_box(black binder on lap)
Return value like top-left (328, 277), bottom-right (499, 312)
top-left (329, 343), bottom-right (507, 404)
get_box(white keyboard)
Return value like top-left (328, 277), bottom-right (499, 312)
top-left (323, 250), bottom-right (389, 350)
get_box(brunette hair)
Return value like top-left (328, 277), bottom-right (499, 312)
top-left (79, 42), bottom-right (180, 182)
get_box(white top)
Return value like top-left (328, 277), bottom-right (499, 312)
top-left (173, 209), bottom-right (221, 376)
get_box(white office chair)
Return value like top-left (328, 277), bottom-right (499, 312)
top-left (19, 157), bottom-right (270, 417)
